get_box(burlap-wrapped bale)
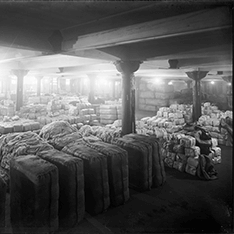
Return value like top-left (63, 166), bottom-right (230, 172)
top-left (83, 138), bottom-right (129, 207)
top-left (113, 137), bottom-right (152, 191)
top-left (62, 142), bottom-right (110, 215)
top-left (37, 149), bottom-right (85, 227)
top-left (10, 155), bottom-right (59, 233)
top-left (48, 132), bottom-right (82, 151)
top-left (123, 134), bottom-right (166, 187)
top-left (0, 177), bottom-right (6, 227)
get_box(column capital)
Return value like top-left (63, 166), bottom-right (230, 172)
top-left (185, 70), bottom-right (209, 81)
top-left (11, 69), bottom-right (29, 78)
top-left (114, 60), bottom-right (142, 74)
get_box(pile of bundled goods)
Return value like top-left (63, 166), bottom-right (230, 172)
top-left (198, 102), bottom-right (233, 146)
top-left (0, 99), bottom-right (15, 117)
top-left (91, 125), bottom-right (122, 143)
top-left (62, 140), bottom-right (110, 215)
top-left (0, 115), bottom-right (40, 135)
top-left (0, 131), bottom-right (54, 188)
top-left (18, 104), bottom-right (47, 119)
top-left (0, 176), bottom-right (6, 227)
top-left (10, 155), bottom-right (60, 233)
top-left (79, 107), bottom-right (98, 125)
top-left (105, 100), bottom-right (122, 119)
top-left (40, 121), bottom-right (129, 211)
top-left (81, 136), bottom-right (130, 207)
top-left (112, 133), bottom-right (166, 191)
top-left (138, 81), bottom-right (174, 112)
top-left (135, 104), bottom-right (192, 140)
top-left (39, 120), bottom-right (78, 141)
top-left (27, 95), bottom-right (52, 104)
top-left (36, 149), bottom-right (85, 228)
top-left (99, 104), bottom-right (118, 125)
top-left (162, 130), bottom-right (220, 180)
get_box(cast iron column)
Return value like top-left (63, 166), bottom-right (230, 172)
top-left (36, 76), bottom-right (43, 96)
top-left (87, 74), bottom-right (96, 103)
top-left (186, 70), bottom-right (208, 122)
top-left (114, 60), bottom-right (141, 135)
top-left (222, 75), bottom-right (232, 109)
top-left (12, 69), bottom-right (28, 111)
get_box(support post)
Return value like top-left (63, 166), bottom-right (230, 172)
top-left (87, 74), bottom-right (96, 103)
top-left (36, 76), bottom-right (43, 96)
top-left (186, 70), bottom-right (208, 122)
top-left (12, 70), bottom-right (28, 111)
top-left (185, 80), bottom-right (193, 89)
top-left (222, 76), bottom-right (232, 109)
top-left (112, 80), bottom-right (116, 100)
top-left (114, 60), bottom-right (141, 135)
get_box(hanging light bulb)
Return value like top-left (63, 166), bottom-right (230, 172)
top-left (228, 82), bottom-right (231, 86)
top-left (210, 81), bottom-right (215, 85)
top-left (168, 81), bottom-right (173, 85)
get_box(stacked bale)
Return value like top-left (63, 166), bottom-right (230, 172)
top-left (113, 137), bottom-right (153, 191)
top-left (99, 105), bottom-right (118, 125)
top-left (198, 103), bottom-right (232, 146)
top-left (123, 134), bottom-right (166, 188)
top-left (10, 155), bottom-right (59, 233)
top-left (138, 80), bottom-right (174, 112)
top-left (0, 177), bottom-right (6, 228)
top-left (83, 137), bottom-right (129, 206)
top-left (62, 142), bottom-right (110, 215)
top-left (37, 149), bottom-right (85, 227)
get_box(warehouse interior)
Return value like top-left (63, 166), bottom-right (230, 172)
top-left (0, 1), bottom-right (233, 234)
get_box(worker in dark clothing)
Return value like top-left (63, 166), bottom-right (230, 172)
top-left (219, 116), bottom-right (233, 144)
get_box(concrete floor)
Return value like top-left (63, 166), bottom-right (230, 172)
top-left (2, 145), bottom-right (232, 234)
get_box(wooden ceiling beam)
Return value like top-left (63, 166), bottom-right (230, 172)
top-left (67, 7), bottom-right (231, 51)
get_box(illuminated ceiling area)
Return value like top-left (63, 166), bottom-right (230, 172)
top-left (0, 1), bottom-right (232, 86)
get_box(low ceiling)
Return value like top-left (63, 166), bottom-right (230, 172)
top-left (0, 1), bottom-right (232, 83)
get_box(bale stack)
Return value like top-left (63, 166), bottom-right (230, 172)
top-left (62, 142), bottom-right (110, 215)
top-left (37, 149), bottom-right (85, 227)
top-left (123, 134), bottom-right (166, 188)
top-left (0, 177), bottom-right (6, 228)
top-left (10, 155), bottom-right (59, 233)
top-left (113, 136), bottom-right (153, 191)
top-left (82, 137), bottom-right (129, 206)
top-left (138, 81), bottom-right (174, 112)
top-left (99, 105), bottom-right (118, 125)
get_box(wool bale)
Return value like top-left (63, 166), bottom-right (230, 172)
top-left (62, 143), bottom-right (110, 215)
top-left (185, 146), bottom-right (200, 157)
top-left (30, 122), bottom-right (40, 131)
top-left (0, 177), bottom-right (6, 227)
top-left (10, 155), bottom-right (59, 233)
top-left (123, 134), bottom-right (166, 188)
top-left (140, 91), bottom-right (154, 99)
top-left (83, 141), bottom-right (129, 207)
top-left (113, 137), bottom-right (153, 191)
top-left (180, 136), bottom-right (196, 148)
top-left (13, 124), bottom-right (23, 132)
top-left (37, 149), bottom-right (85, 227)
top-left (187, 157), bottom-right (199, 168)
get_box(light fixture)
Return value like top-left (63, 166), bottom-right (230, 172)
top-left (228, 82), bottom-right (232, 86)
top-left (168, 81), bottom-right (173, 85)
top-left (210, 81), bottom-right (215, 85)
